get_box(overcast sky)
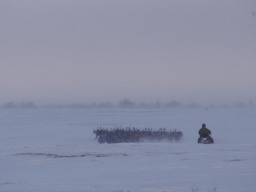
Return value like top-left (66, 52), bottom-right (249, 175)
top-left (1, 0), bottom-right (256, 105)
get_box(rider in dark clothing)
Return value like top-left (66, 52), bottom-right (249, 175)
top-left (198, 123), bottom-right (213, 143)
top-left (198, 123), bottom-right (211, 137)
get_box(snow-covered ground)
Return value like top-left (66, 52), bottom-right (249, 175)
top-left (0, 107), bottom-right (255, 192)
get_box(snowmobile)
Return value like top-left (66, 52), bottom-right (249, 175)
top-left (197, 136), bottom-right (214, 144)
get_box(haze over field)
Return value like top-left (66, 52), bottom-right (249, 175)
top-left (1, 0), bottom-right (256, 105)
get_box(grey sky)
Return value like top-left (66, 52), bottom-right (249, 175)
top-left (1, 0), bottom-right (256, 105)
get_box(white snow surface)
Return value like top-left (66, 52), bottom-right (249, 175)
top-left (0, 108), bottom-right (255, 192)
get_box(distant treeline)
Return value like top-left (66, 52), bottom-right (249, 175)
top-left (0, 99), bottom-right (254, 109)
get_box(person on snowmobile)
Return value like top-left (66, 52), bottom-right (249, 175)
top-left (198, 123), bottom-right (213, 143)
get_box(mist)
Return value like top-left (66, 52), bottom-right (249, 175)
top-left (1, 0), bottom-right (256, 105)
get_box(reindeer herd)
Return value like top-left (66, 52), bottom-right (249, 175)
top-left (93, 127), bottom-right (183, 144)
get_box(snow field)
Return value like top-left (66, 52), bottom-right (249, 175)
top-left (0, 108), bottom-right (255, 192)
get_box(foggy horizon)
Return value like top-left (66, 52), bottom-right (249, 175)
top-left (1, 98), bottom-right (254, 109)
top-left (1, 0), bottom-right (256, 105)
